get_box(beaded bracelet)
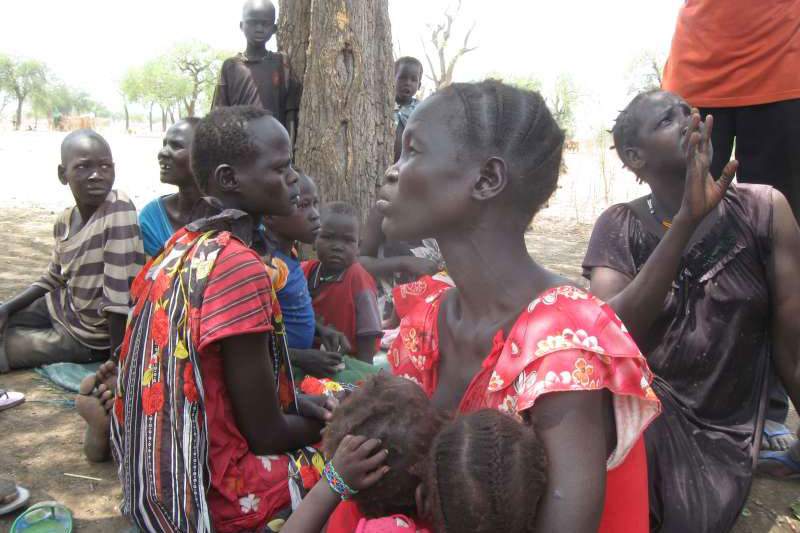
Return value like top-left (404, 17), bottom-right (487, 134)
top-left (323, 461), bottom-right (358, 500)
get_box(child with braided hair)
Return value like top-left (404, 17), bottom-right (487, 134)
top-left (281, 374), bottom-right (548, 533)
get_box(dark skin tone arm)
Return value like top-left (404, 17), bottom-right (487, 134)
top-left (768, 190), bottom-right (800, 411)
top-left (355, 335), bottom-right (379, 364)
top-left (107, 312), bottom-right (127, 357)
top-left (529, 390), bottom-right (614, 532)
top-left (0, 285), bottom-right (49, 329)
top-left (222, 332), bottom-right (329, 455)
top-left (358, 207), bottom-right (439, 280)
top-left (593, 112), bottom-right (737, 345)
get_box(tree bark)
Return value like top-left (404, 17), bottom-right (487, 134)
top-left (278, 0), bottom-right (395, 219)
top-left (14, 95), bottom-right (23, 131)
top-left (124, 102), bottom-right (130, 132)
top-left (149, 102), bottom-right (154, 132)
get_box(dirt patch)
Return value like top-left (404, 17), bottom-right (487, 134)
top-left (0, 205), bottom-right (797, 532)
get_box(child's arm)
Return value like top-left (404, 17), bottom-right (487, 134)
top-left (223, 332), bottom-right (332, 454)
top-left (355, 336), bottom-right (380, 364)
top-left (353, 269), bottom-right (382, 363)
top-left (282, 435), bottom-right (389, 533)
top-left (316, 321), bottom-right (352, 355)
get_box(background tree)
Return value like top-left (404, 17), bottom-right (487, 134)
top-left (0, 55), bottom-right (48, 130)
top-left (278, 0), bottom-right (395, 217)
top-left (626, 50), bottom-right (665, 96)
top-left (421, 0), bottom-right (477, 89)
top-left (170, 41), bottom-right (227, 116)
top-left (503, 73), bottom-right (579, 139)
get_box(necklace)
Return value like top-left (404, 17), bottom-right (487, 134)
top-left (647, 195), bottom-right (673, 229)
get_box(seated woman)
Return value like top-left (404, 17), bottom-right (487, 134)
top-left (139, 117), bottom-right (202, 257)
top-left (326, 80), bottom-right (736, 532)
top-left (583, 90), bottom-right (800, 532)
top-left (111, 107), bottom-right (334, 533)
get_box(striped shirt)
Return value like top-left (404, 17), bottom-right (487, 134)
top-left (34, 190), bottom-right (145, 350)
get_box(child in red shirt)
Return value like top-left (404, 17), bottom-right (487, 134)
top-left (302, 202), bottom-right (381, 363)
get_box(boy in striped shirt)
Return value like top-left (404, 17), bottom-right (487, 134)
top-left (0, 129), bottom-right (144, 372)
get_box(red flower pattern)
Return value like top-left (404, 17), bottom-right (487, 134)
top-left (299, 464), bottom-right (320, 490)
top-left (142, 381), bottom-right (165, 416)
top-left (151, 307), bottom-right (169, 348)
top-left (183, 362), bottom-right (199, 403)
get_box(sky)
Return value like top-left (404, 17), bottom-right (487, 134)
top-left (0, 0), bottom-right (683, 137)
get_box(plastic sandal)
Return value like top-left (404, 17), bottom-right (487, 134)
top-left (757, 449), bottom-right (800, 480)
top-left (10, 501), bottom-right (72, 532)
top-left (0, 389), bottom-right (25, 412)
top-left (762, 420), bottom-right (797, 451)
top-left (0, 485), bottom-right (30, 516)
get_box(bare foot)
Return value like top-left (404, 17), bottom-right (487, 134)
top-left (75, 367), bottom-right (115, 463)
top-left (95, 359), bottom-right (118, 393)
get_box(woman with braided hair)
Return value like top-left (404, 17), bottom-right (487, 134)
top-left (354, 79), bottom-right (734, 531)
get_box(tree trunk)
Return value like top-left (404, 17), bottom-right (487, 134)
top-left (161, 106), bottom-right (167, 131)
top-left (149, 102), bottom-right (154, 132)
top-left (278, 0), bottom-right (395, 219)
top-left (124, 103), bottom-right (130, 132)
top-left (14, 97), bottom-right (23, 131)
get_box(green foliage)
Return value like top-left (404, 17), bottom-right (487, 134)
top-left (120, 41), bottom-right (229, 120)
top-left (0, 54), bottom-right (48, 128)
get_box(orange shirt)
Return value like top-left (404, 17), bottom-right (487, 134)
top-left (662, 0), bottom-right (800, 107)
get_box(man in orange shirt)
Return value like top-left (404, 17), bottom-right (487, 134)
top-left (663, 0), bottom-right (800, 222)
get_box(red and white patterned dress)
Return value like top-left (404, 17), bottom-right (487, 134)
top-left (389, 282), bottom-right (661, 533)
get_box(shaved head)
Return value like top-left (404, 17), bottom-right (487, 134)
top-left (242, 0), bottom-right (275, 19)
top-left (60, 129), bottom-right (111, 164)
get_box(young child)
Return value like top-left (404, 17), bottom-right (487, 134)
top-left (0, 129), bottom-right (144, 372)
top-left (281, 374), bottom-right (548, 533)
top-left (139, 118), bottom-right (202, 257)
top-left (393, 57), bottom-right (423, 162)
top-left (302, 202), bottom-right (382, 363)
top-left (111, 106), bottom-right (334, 533)
top-left (212, 0), bottom-right (299, 140)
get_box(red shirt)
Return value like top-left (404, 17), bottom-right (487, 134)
top-left (662, 0), bottom-right (800, 107)
top-left (302, 260), bottom-right (382, 353)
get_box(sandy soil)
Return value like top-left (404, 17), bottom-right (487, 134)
top-left (0, 132), bottom-right (797, 531)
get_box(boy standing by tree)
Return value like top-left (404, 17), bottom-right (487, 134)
top-left (212, 0), bottom-right (299, 142)
top-left (0, 130), bottom-right (144, 372)
top-left (393, 57), bottom-right (423, 162)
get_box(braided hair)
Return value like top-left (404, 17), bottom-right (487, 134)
top-left (427, 409), bottom-right (547, 533)
top-left (190, 105), bottom-right (274, 193)
top-left (443, 80), bottom-right (565, 224)
top-left (322, 375), bottom-right (447, 518)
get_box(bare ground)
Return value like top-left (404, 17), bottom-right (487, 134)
top-left (0, 207), bottom-right (797, 532)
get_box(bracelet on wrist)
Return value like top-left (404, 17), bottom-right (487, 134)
top-left (323, 461), bottom-right (358, 500)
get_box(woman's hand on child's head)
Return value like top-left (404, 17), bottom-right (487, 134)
top-left (333, 435), bottom-right (390, 491)
top-left (298, 394), bottom-right (338, 423)
top-left (677, 109), bottom-right (738, 225)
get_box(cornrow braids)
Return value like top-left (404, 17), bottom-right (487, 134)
top-left (444, 80), bottom-right (565, 224)
top-left (190, 105), bottom-right (273, 193)
top-left (322, 375), bottom-right (447, 518)
top-left (427, 409), bottom-right (548, 533)
top-left (611, 89), bottom-right (661, 173)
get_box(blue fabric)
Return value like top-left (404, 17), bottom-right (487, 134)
top-left (274, 250), bottom-right (316, 349)
top-left (139, 197), bottom-right (174, 257)
top-left (34, 362), bottom-right (102, 392)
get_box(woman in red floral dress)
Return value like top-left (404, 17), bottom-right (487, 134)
top-left (326, 81), bottom-right (736, 532)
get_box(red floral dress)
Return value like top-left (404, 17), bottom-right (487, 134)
top-left (390, 284), bottom-right (660, 533)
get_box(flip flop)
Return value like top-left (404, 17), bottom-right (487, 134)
top-left (762, 420), bottom-right (797, 451)
top-left (0, 486), bottom-right (30, 516)
top-left (10, 501), bottom-right (72, 532)
top-left (757, 449), bottom-right (800, 480)
top-left (0, 389), bottom-right (25, 412)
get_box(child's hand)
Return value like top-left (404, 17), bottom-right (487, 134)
top-left (296, 349), bottom-right (344, 378)
top-left (332, 435), bottom-right (390, 491)
top-left (297, 393), bottom-right (338, 423)
top-left (677, 110), bottom-right (738, 225)
top-left (318, 325), bottom-right (352, 355)
top-left (401, 256), bottom-right (440, 278)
